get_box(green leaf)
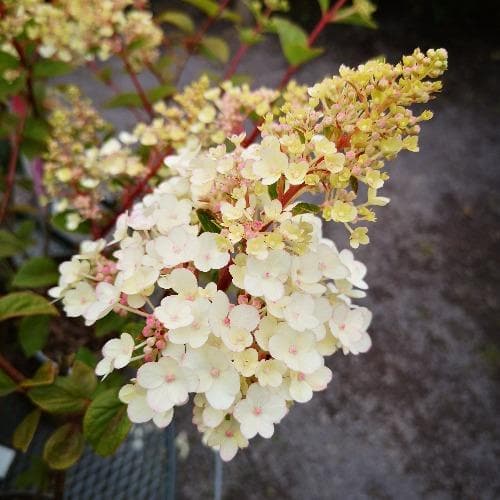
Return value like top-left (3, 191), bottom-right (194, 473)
top-left (28, 361), bottom-right (96, 414)
top-left (147, 84), bottom-right (176, 103)
top-left (12, 257), bottom-right (59, 288)
top-left (196, 209), bottom-right (222, 233)
top-left (16, 220), bottom-right (36, 243)
top-left (183, 0), bottom-right (219, 17)
top-left (95, 311), bottom-right (128, 338)
top-left (0, 368), bottom-right (16, 396)
top-left (28, 382), bottom-right (86, 414)
top-left (23, 117), bottom-right (50, 143)
top-left (0, 76), bottom-right (25, 100)
top-left (219, 9), bottom-right (241, 23)
top-left (104, 91), bottom-right (142, 108)
top-left (335, 0), bottom-right (378, 29)
top-left (126, 37), bottom-right (148, 52)
top-left (43, 423), bottom-right (84, 470)
top-left (200, 36), bottom-right (230, 63)
top-left (292, 202), bottom-right (321, 216)
top-left (83, 388), bottom-right (132, 456)
top-left (15, 456), bottom-right (50, 491)
top-left (32, 60), bottom-right (73, 79)
top-left (0, 230), bottom-right (27, 258)
top-left (75, 347), bottom-right (97, 368)
top-left (157, 10), bottom-right (194, 33)
top-left (0, 220), bottom-right (34, 257)
top-left (122, 321), bottom-right (144, 337)
top-left (268, 182), bottom-right (279, 200)
top-left (273, 17), bottom-right (323, 66)
top-left (318, 0), bottom-right (330, 13)
top-left (105, 85), bottom-right (175, 108)
top-left (18, 316), bottom-right (51, 357)
top-left (0, 51), bottom-right (19, 72)
top-left (70, 360), bottom-right (98, 396)
top-left (13, 409), bottom-right (41, 453)
top-left (0, 292), bottom-right (58, 322)
top-left (238, 27), bottom-right (263, 46)
top-left (21, 362), bottom-right (56, 388)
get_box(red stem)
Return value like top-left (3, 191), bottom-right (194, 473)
top-left (223, 7), bottom-right (271, 81)
top-left (12, 39), bottom-right (39, 117)
top-left (121, 54), bottom-right (154, 119)
top-left (0, 109), bottom-right (26, 223)
top-left (0, 353), bottom-right (26, 384)
top-left (279, 183), bottom-right (305, 207)
top-left (87, 61), bottom-right (145, 121)
top-left (193, 0), bottom-right (231, 48)
top-left (94, 147), bottom-right (172, 239)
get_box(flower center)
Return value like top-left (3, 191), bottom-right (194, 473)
top-left (253, 406), bottom-right (262, 416)
top-left (165, 374), bottom-right (176, 383)
top-left (210, 368), bottom-right (220, 378)
top-left (288, 344), bottom-right (298, 355)
top-left (225, 430), bottom-right (234, 438)
top-left (297, 372), bottom-right (306, 381)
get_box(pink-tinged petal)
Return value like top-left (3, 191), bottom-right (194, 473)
top-left (152, 409), bottom-right (174, 428)
top-left (137, 362), bottom-right (166, 389)
top-left (257, 420), bottom-right (274, 439)
top-left (220, 440), bottom-right (238, 462)
top-left (146, 385), bottom-right (175, 413)
top-left (230, 305), bottom-right (260, 331)
top-left (127, 396), bottom-right (154, 423)
top-left (289, 380), bottom-right (313, 403)
top-left (95, 358), bottom-right (112, 376)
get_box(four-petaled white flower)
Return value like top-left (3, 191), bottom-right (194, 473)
top-left (252, 136), bottom-right (288, 185)
top-left (168, 298), bottom-right (211, 348)
top-left (137, 356), bottom-right (198, 413)
top-left (119, 384), bottom-right (173, 428)
top-left (234, 384), bottom-right (287, 439)
top-left (268, 323), bottom-right (323, 374)
top-left (329, 304), bottom-right (372, 355)
top-left (83, 282), bottom-right (121, 325)
top-left (185, 346), bottom-right (240, 410)
top-left (193, 232), bottom-right (230, 272)
top-left (288, 366), bottom-right (332, 403)
top-left (206, 418), bottom-right (248, 462)
top-left (209, 291), bottom-right (260, 351)
top-left (60, 281), bottom-right (96, 317)
top-left (244, 250), bottom-right (291, 301)
top-left (154, 295), bottom-right (194, 329)
top-left (96, 332), bottom-right (135, 376)
top-left (155, 225), bottom-right (198, 268)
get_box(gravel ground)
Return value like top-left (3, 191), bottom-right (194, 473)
top-left (52, 4), bottom-right (500, 499)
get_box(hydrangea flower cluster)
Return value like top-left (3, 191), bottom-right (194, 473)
top-left (43, 87), bottom-right (145, 225)
top-left (51, 49), bottom-right (447, 461)
top-left (0, 0), bottom-right (162, 70)
top-left (132, 76), bottom-right (279, 149)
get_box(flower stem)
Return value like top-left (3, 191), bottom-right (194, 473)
top-left (0, 108), bottom-right (27, 223)
top-left (116, 303), bottom-right (150, 318)
top-left (223, 7), bottom-right (271, 81)
top-left (0, 353), bottom-right (26, 384)
top-left (120, 53), bottom-right (154, 119)
top-left (87, 60), bottom-right (145, 121)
